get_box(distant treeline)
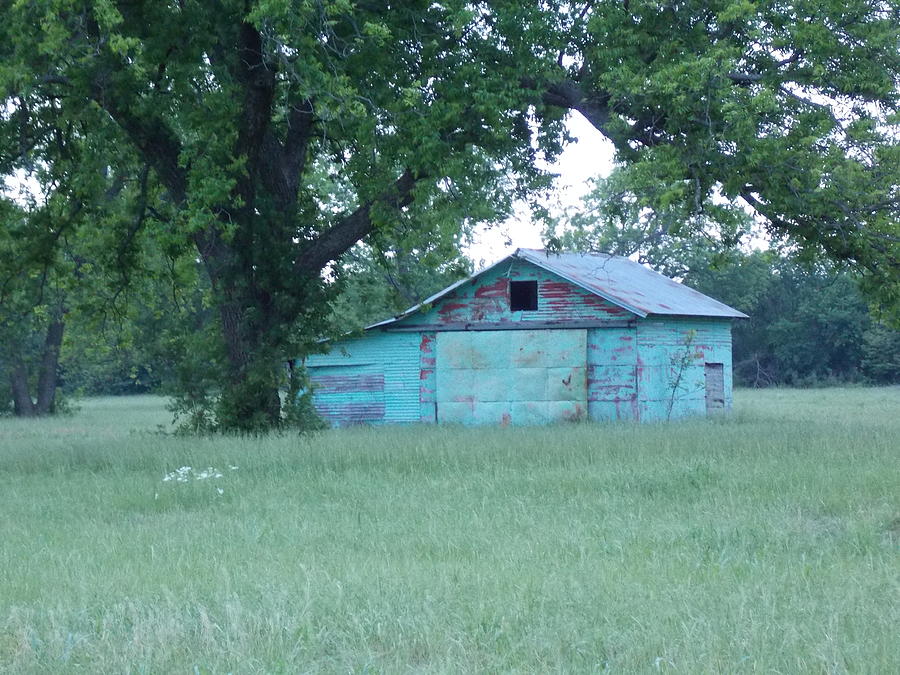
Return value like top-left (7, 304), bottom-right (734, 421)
top-left (683, 252), bottom-right (899, 387)
top-left (53, 249), bottom-right (898, 398)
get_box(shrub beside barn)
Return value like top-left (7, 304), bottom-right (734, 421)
top-left (300, 249), bottom-right (747, 426)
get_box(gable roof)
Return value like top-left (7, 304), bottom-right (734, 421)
top-left (367, 248), bottom-right (747, 329)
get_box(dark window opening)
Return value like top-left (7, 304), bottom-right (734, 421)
top-left (510, 280), bottom-right (538, 311)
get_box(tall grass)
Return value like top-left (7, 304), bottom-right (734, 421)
top-left (1, 389), bottom-right (898, 672)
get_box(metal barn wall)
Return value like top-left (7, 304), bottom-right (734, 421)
top-left (396, 259), bottom-right (632, 327)
top-left (587, 326), bottom-right (639, 421)
top-left (635, 318), bottom-right (733, 421)
top-left (434, 329), bottom-right (588, 425)
top-left (303, 258), bottom-right (735, 426)
top-left (303, 332), bottom-right (421, 426)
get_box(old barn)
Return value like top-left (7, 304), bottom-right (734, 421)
top-left (301, 249), bottom-right (747, 426)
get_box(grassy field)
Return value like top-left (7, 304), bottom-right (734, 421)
top-left (0, 389), bottom-right (897, 673)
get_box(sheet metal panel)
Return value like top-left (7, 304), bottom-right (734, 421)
top-left (418, 332), bottom-right (437, 422)
top-left (304, 332), bottom-right (421, 426)
top-left (587, 327), bottom-right (639, 421)
top-left (435, 329), bottom-right (587, 425)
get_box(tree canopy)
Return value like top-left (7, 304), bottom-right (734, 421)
top-left (2, 0), bottom-right (898, 428)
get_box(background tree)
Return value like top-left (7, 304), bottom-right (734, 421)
top-left (0, 200), bottom-right (67, 415)
top-left (544, 168), bottom-right (757, 278)
top-left (685, 252), bottom-right (878, 386)
top-left (2, 0), bottom-right (564, 429)
top-left (329, 243), bottom-right (472, 333)
top-left (532, 0), bottom-right (899, 310)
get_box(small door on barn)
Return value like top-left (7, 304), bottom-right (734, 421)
top-left (704, 363), bottom-right (725, 413)
top-left (308, 364), bottom-right (385, 425)
top-left (435, 329), bottom-right (587, 425)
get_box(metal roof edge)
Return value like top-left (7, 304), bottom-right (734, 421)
top-left (363, 253), bottom-right (517, 331)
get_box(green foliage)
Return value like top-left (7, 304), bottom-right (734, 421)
top-left (683, 252), bottom-right (896, 386)
top-left (329, 242), bottom-right (472, 333)
top-left (861, 322), bottom-right (900, 383)
top-left (545, 168), bottom-right (757, 278)
top-left (282, 364), bottom-right (328, 433)
top-left (577, 0), bottom-right (900, 291)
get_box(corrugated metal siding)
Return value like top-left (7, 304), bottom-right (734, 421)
top-left (587, 326), bottom-right (639, 421)
top-left (635, 318), bottom-right (733, 421)
top-left (304, 332), bottom-right (421, 426)
top-left (392, 260), bottom-right (632, 328)
top-left (307, 363), bottom-right (385, 424)
top-left (304, 316), bottom-right (733, 427)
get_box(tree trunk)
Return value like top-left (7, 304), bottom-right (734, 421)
top-left (35, 318), bottom-right (64, 415)
top-left (10, 361), bottom-right (36, 417)
top-left (217, 296), bottom-right (283, 430)
top-left (198, 230), bottom-right (283, 430)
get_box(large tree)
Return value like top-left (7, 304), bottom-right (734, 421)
top-left (2, 1), bottom-right (897, 428)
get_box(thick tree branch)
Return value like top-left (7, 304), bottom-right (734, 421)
top-left (295, 170), bottom-right (419, 274)
top-left (538, 78), bottom-right (613, 136)
top-left (727, 72), bottom-right (764, 86)
top-left (232, 21), bottom-right (277, 212)
top-left (258, 98), bottom-right (315, 214)
top-left (282, 98), bottom-right (315, 192)
top-left (92, 85), bottom-right (188, 203)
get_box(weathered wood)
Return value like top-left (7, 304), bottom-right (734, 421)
top-left (704, 362), bottom-right (725, 413)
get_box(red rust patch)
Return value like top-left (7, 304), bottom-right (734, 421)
top-left (474, 278), bottom-right (508, 299)
top-left (311, 373), bottom-right (383, 394)
top-left (437, 302), bottom-right (467, 315)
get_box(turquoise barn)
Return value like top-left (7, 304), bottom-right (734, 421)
top-left (301, 249), bottom-right (747, 426)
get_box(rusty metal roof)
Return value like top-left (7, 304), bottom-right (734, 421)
top-left (367, 248), bottom-right (746, 329)
top-left (515, 249), bottom-right (748, 319)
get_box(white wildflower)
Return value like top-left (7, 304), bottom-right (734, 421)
top-left (161, 465), bottom-right (224, 483)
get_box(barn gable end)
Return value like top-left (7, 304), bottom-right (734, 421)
top-left (386, 258), bottom-right (633, 329)
top-left (302, 250), bottom-right (744, 426)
